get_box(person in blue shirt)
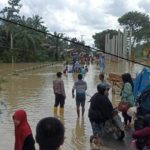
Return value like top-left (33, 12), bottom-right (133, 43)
top-left (72, 74), bottom-right (87, 117)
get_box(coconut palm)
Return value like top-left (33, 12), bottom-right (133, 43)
top-left (48, 32), bottom-right (64, 60)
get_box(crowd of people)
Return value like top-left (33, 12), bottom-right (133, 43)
top-left (52, 70), bottom-right (150, 150)
top-left (63, 61), bottom-right (88, 77)
top-left (12, 66), bottom-right (150, 150)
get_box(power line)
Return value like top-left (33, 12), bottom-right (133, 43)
top-left (0, 17), bottom-right (149, 68)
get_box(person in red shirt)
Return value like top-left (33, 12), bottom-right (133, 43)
top-left (132, 115), bottom-right (150, 150)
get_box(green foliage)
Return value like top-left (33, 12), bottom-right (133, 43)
top-left (118, 11), bottom-right (149, 29)
top-left (69, 37), bottom-right (85, 49)
top-left (134, 44), bottom-right (144, 57)
top-left (93, 29), bottom-right (118, 50)
top-left (0, 0), bottom-right (72, 62)
top-left (118, 11), bottom-right (150, 48)
top-left (0, 0), bottom-right (22, 20)
top-left (0, 0), bottom-right (90, 62)
top-left (0, 0), bottom-right (89, 62)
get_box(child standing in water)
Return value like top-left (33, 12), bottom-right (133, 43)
top-left (13, 109), bottom-right (35, 150)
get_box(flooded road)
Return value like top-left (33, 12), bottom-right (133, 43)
top-left (0, 61), bottom-right (144, 150)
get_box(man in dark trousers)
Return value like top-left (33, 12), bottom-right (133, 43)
top-left (53, 72), bottom-right (66, 114)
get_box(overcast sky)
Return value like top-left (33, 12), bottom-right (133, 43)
top-left (0, 0), bottom-right (150, 46)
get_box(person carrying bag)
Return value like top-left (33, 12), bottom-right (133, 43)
top-left (119, 73), bottom-right (135, 129)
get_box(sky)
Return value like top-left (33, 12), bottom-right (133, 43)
top-left (0, 0), bottom-right (150, 46)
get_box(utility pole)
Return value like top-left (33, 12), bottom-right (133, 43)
top-left (11, 33), bottom-right (14, 74)
top-left (80, 35), bottom-right (85, 42)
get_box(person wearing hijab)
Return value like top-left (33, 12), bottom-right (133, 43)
top-left (12, 109), bottom-right (35, 150)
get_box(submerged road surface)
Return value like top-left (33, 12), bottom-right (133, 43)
top-left (0, 61), bottom-right (143, 150)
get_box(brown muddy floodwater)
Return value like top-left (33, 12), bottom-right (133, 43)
top-left (0, 61), bottom-right (144, 150)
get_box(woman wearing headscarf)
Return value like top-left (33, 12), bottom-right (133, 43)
top-left (12, 109), bottom-right (35, 150)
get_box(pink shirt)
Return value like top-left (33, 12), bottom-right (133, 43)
top-left (53, 79), bottom-right (66, 97)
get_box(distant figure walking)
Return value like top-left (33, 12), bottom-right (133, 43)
top-left (12, 109), bottom-right (35, 150)
top-left (53, 72), bottom-right (66, 114)
top-left (75, 61), bottom-right (80, 73)
top-left (99, 54), bottom-right (105, 73)
top-left (72, 74), bottom-right (87, 117)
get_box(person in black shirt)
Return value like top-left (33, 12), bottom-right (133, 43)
top-left (88, 84), bottom-right (113, 145)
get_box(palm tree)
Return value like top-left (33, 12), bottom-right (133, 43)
top-left (48, 32), bottom-right (64, 60)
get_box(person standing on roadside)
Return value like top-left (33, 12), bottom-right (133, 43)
top-left (53, 72), bottom-right (66, 114)
top-left (72, 74), bottom-right (87, 117)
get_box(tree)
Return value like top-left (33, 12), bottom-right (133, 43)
top-left (0, 0), bottom-right (22, 63)
top-left (118, 11), bottom-right (150, 48)
top-left (13, 15), bottom-right (48, 62)
top-left (69, 37), bottom-right (85, 51)
top-left (0, 0), bottom-right (22, 20)
top-left (0, 24), bottom-right (11, 62)
top-left (139, 23), bottom-right (150, 57)
top-left (47, 32), bottom-right (64, 60)
top-left (93, 30), bottom-right (118, 51)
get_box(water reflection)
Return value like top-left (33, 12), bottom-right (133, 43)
top-left (0, 62), bottom-right (145, 150)
top-left (71, 118), bottom-right (86, 150)
top-left (53, 107), bottom-right (65, 125)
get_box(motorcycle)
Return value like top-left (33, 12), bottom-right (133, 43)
top-left (104, 108), bottom-right (125, 140)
